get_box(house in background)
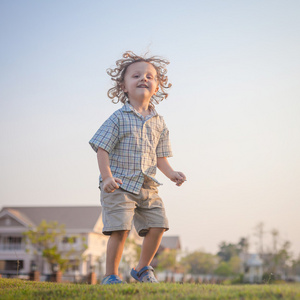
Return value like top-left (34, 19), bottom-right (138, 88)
top-left (240, 253), bottom-right (263, 283)
top-left (0, 206), bottom-right (139, 280)
top-left (152, 236), bottom-right (181, 268)
top-left (0, 206), bottom-right (182, 281)
top-left (159, 236), bottom-right (181, 252)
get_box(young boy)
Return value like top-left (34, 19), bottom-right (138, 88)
top-left (89, 51), bottom-right (186, 284)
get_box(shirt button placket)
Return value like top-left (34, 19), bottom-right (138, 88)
top-left (141, 119), bottom-right (145, 174)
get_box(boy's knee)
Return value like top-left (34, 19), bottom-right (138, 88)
top-left (149, 227), bottom-right (166, 235)
top-left (112, 230), bottom-right (130, 240)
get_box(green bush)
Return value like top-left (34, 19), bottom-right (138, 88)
top-left (230, 273), bottom-right (244, 284)
top-left (262, 272), bottom-right (276, 284)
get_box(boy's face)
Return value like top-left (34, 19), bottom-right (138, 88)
top-left (122, 62), bottom-right (159, 103)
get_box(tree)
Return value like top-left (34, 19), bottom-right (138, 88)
top-left (254, 222), bottom-right (266, 256)
top-left (291, 254), bottom-right (300, 276)
top-left (229, 255), bottom-right (242, 274)
top-left (120, 238), bottom-right (142, 277)
top-left (261, 228), bottom-right (293, 278)
top-left (271, 229), bottom-right (279, 255)
top-left (214, 261), bottom-right (232, 277)
top-left (273, 241), bottom-right (292, 277)
top-left (217, 242), bottom-right (240, 262)
top-left (24, 220), bottom-right (87, 273)
top-left (181, 251), bottom-right (217, 274)
top-left (214, 256), bottom-right (242, 276)
top-left (157, 250), bottom-right (177, 272)
top-left (238, 237), bottom-right (249, 255)
top-left (124, 238), bottom-right (141, 266)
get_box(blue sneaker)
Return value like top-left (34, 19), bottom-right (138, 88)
top-left (101, 274), bottom-right (123, 285)
top-left (130, 266), bottom-right (159, 283)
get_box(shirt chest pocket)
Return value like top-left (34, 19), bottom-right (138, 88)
top-left (144, 124), bottom-right (163, 145)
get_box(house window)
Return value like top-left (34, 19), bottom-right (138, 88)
top-left (0, 260), bottom-right (5, 271)
top-left (62, 237), bottom-right (77, 244)
top-left (72, 264), bottom-right (79, 271)
top-left (66, 260), bottom-right (80, 272)
top-left (0, 260), bottom-right (24, 271)
top-left (0, 236), bottom-right (23, 250)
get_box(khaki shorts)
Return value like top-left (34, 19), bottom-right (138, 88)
top-left (100, 176), bottom-right (169, 236)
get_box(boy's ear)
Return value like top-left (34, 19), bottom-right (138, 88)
top-left (121, 83), bottom-right (127, 93)
top-left (154, 86), bottom-right (159, 95)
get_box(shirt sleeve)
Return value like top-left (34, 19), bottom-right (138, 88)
top-left (156, 118), bottom-right (173, 158)
top-left (89, 115), bottom-right (119, 153)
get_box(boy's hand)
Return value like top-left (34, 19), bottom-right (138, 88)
top-left (102, 177), bottom-right (123, 193)
top-left (170, 171), bottom-right (186, 186)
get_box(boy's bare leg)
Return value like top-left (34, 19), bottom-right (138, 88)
top-left (105, 230), bottom-right (129, 276)
top-left (135, 227), bottom-right (165, 271)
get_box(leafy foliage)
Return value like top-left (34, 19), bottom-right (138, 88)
top-left (180, 251), bottom-right (217, 274)
top-left (292, 254), bottom-right (300, 276)
top-left (157, 249), bottom-right (177, 272)
top-left (124, 238), bottom-right (141, 266)
top-left (214, 256), bottom-right (241, 276)
top-left (23, 220), bottom-right (87, 273)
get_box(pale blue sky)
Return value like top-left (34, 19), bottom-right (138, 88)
top-left (1, 0), bottom-right (299, 256)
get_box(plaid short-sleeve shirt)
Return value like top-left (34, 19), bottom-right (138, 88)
top-left (89, 102), bottom-right (173, 194)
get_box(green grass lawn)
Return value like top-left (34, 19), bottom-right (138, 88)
top-left (1, 278), bottom-right (300, 300)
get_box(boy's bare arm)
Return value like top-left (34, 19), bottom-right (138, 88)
top-left (97, 147), bottom-right (122, 193)
top-left (157, 157), bottom-right (186, 186)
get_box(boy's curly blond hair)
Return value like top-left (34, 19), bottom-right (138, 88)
top-left (107, 51), bottom-right (172, 107)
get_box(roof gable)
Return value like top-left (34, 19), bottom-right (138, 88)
top-left (160, 236), bottom-right (181, 250)
top-left (0, 209), bottom-right (34, 228)
top-left (0, 206), bottom-right (102, 231)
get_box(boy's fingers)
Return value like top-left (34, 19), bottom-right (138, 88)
top-left (107, 186), bottom-right (117, 193)
top-left (103, 178), bottom-right (123, 193)
top-left (178, 172), bottom-right (186, 181)
top-left (175, 173), bottom-right (186, 186)
top-left (115, 178), bottom-right (123, 185)
top-left (112, 182), bottom-right (119, 189)
top-left (176, 176), bottom-right (185, 183)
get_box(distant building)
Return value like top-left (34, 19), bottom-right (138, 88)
top-left (152, 236), bottom-right (181, 268)
top-left (240, 253), bottom-right (263, 283)
top-left (159, 236), bottom-right (181, 252)
top-left (0, 206), bottom-right (140, 280)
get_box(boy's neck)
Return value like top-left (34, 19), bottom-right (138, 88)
top-left (128, 98), bottom-right (151, 117)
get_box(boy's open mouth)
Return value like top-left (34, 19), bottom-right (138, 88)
top-left (137, 84), bottom-right (148, 88)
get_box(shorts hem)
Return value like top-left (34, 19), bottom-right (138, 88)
top-left (137, 224), bottom-right (169, 237)
top-left (103, 225), bottom-right (132, 235)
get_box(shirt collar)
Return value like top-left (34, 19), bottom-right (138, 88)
top-left (122, 101), bottom-right (158, 119)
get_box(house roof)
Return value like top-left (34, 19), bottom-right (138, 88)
top-left (5, 208), bottom-right (36, 227)
top-left (246, 254), bottom-right (263, 267)
top-left (1, 206), bottom-right (102, 231)
top-left (160, 236), bottom-right (181, 250)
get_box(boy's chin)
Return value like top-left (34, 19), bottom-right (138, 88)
top-left (130, 92), bottom-right (152, 100)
